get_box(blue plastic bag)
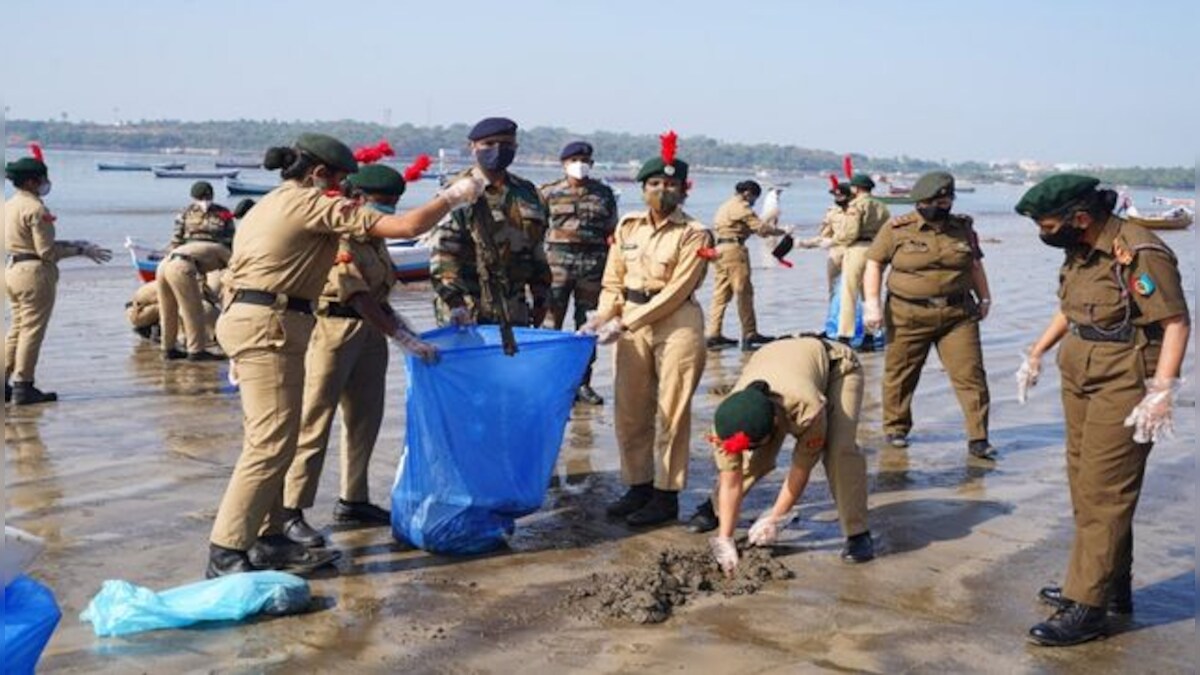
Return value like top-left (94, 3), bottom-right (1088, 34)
top-left (824, 272), bottom-right (884, 349)
top-left (3, 576), bottom-right (61, 674)
top-left (392, 326), bottom-right (595, 554)
top-left (79, 571), bottom-right (310, 637)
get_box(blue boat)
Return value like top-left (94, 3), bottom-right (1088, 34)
top-left (97, 161), bottom-right (186, 171)
top-left (225, 178), bottom-right (277, 196)
top-left (153, 168), bottom-right (239, 179)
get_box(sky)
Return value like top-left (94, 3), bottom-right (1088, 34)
top-left (5, 0), bottom-right (1197, 167)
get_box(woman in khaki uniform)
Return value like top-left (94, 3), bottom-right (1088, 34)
top-left (863, 171), bottom-right (995, 461)
top-left (156, 240), bottom-right (231, 361)
top-left (206, 133), bottom-right (483, 578)
top-left (585, 148), bottom-right (710, 527)
top-left (1015, 175), bottom-right (1189, 647)
top-left (281, 163), bottom-right (437, 548)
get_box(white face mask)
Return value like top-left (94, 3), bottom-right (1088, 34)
top-left (564, 161), bottom-right (591, 180)
top-left (37, 180), bottom-right (52, 197)
top-left (195, 200), bottom-right (211, 211)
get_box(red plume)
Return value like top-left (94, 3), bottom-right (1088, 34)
top-left (403, 154), bottom-right (433, 182)
top-left (843, 155), bottom-right (853, 179)
top-left (659, 130), bottom-right (678, 166)
top-left (353, 140), bottom-right (396, 165)
top-left (720, 431), bottom-right (753, 455)
top-left (29, 143), bottom-right (45, 163)
top-left (828, 173), bottom-right (840, 191)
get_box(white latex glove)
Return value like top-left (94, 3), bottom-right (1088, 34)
top-left (816, 237), bottom-right (834, 250)
top-left (595, 318), bottom-right (624, 345)
top-left (391, 327), bottom-right (439, 364)
top-left (709, 536), bottom-right (738, 577)
top-left (448, 306), bottom-right (474, 328)
top-left (747, 513), bottom-right (789, 547)
top-left (438, 175), bottom-right (486, 211)
top-left (1016, 350), bottom-right (1042, 405)
top-left (80, 242), bottom-right (112, 264)
top-left (864, 298), bottom-right (883, 332)
top-left (576, 311), bottom-right (603, 336)
top-left (1124, 377), bottom-right (1182, 443)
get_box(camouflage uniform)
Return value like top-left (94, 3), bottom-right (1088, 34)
top-left (538, 176), bottom-right (619, 330)
top-left (430, 170), bottom-right (552, 326)
top-left (170, 203), bottom-right (236, 249)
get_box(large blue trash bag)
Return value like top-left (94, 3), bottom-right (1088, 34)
top-left (824, 272), bottom-right (885, 349)
top-left (3, 576), bottom-right (61, 674)
top-left (392, 326), bottom-right (595, 554)
top-left (79, 571), bottom-right (310, 637)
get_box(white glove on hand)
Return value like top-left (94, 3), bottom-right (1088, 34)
top-left (747, 513), bottom-right (789, 547)
top-left (1124, 377), bottom-right (1182, 443)
top-left (81, 242), bottom-right (112, 264)
top-left (391, 327), bottom-right (439, 364)
top-left (448, 306), bottom-right (474, 328)
top-left (1015, 351), bottom-right (1042, 405)
top-left (438, 175), bottom-right (486, 211)
top-left (864, 298), bottom-right (883, 332)
top-left (595, 318), bottom-right (624, 345)
top-left (576, 312), bottom-right (603, 336)
top-left (709, 536), bottom-right (738, 578)
top-left (817, 237), bottom-right (834, 250)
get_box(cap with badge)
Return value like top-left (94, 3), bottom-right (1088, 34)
top-left (636, 130), bottom-right (689, 182)
top-left (468, 117), bottom-right (518, 141)
top-left (1014, 174), bottom-right (1102, 219)
top-left (909, 171), bottom-right (956, 202)
top-left (5, 144), bottom-right (49, 182)
top-left (295, 133), bottom-right (359, 174)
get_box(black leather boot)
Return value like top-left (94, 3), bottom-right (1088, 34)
top-left (741, 333), bottom-right (776, 352)
top-left (575, 383), bottom-right (604, 405)
top-left (968, 439), bottom-right (997, 461)
top-left (706, 335), bottom-right (737, 350)
top-left (249, 534), bottom-right (341, 575)
top-left (12, 381), bottom-right (57, 406)
top-left (205, 544), bottom-right (258, 579)
top-left (841, 531), bottom-right (876, 563)
top-left (1038, 577), bottom-right (1133, 615)
top-left (4, 382), bottom-right (10, 403)
top-left (606, 483), bottom-right (653, 518)
top-left (685, 498), bottom-right (718, 534)
top-left (626, 489), bottom-right (679, 527)
top-left (163, 348), bottom-right (187, 361)
top-left (1028, 601), bottom-right (1107, 646)
top-left (282, 509), bottom-right (326, 547)
top-left (332, 499), bottom-right (391, 526)
top-left (187, 350), bottom-right (226, 362)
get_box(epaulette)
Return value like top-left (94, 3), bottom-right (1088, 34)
top-left (889, 212), bottom-right (921, 228)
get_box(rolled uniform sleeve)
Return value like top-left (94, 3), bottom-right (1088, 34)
top-left (1130, 249), bottom-right (1188, 324)
top-left (621, 227), bottom-right (709, 332)
top-left (29, 208), bottom-right (58, 261)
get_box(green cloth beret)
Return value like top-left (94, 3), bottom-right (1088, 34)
top-left (295, 133), bottom-right (358, 174)
top-left (910, 171), bottom-right (955, 201)
top-left (849, 173), bottom-right (875, 190)
top-left (4, 157), bottom-right (48, 182)
top-left (1014, 174), bottom-right (1101, 218)
top-left (636, 157), bottom-right (689, 183)
top-left (190, 181), bottom-right (214, 200)
top-left (714, 382), bottom-right (775, 442)
top-left (348, 164), bottom-right (406, 196)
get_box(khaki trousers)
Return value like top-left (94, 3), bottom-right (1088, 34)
top-left (882, 298), bottom-right (989, 441)
top-left (157, 257), bottom-right (209, 354)
top-left (613, 301), bottom-right (706, 491)
top-left (209, 302), bottom-right (315, 551)
top-left (705, 244), bottom-right (758, 338)
top-left (835, 244), bottom-right (870, 338)
top-left (284, 315), bottom-right (389, 509)
top-left (5, 261), bottom-right (58, 383)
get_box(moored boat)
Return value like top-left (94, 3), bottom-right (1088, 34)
top-left (215, 159), bottom-right (263, 169)
top-left (1127, 212), bottom-right (1193, 231)
top-left (225, 178), bottom-right (277, 196)
top-left (153, 168), bottom-right (240, 179)
top-left (98, 161), bottom-right (186, 171)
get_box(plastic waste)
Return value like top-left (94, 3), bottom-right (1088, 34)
top-left (3, 527), bottom-right (46, 590)
top-left (3, 575), bottom-right (62, 674)
top-left (824, 272), bottom-right (885, 349)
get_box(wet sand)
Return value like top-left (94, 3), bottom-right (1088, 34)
top-left (5, 228), bottom-right (1196, 673)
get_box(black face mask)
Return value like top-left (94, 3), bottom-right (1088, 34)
top-left (475, 144), bottom-right (516, 172)
top-left (917, 205), bottom-right (951, 222)
top-left (1039, 223), bottom-right (1085, 249)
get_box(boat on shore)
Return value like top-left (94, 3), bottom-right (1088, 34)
top-left (98, 161), bottom-right (185, 172)
top-left (876, 195), bottom-right (916, 205)
top-left (215, 159), bottom-right (262, 169)
top-left (225, 178), bottom-right (277, 196)
top-left (1127, 211), bottom-right (1193, 231)
top-left (153, 168), bottom-right (240, 179)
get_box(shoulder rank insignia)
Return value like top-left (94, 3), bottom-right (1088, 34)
top-left (1112, 235), bottom-right (1135, 265)
top-left (1133, 272), bottom-right (1156, 296)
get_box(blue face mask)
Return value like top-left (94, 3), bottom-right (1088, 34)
top-left (475, 144), bottom-right (516, 172)
top-left (368, 202), bottom-right (396, 215)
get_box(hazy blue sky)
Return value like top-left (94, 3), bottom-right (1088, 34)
top-left (6, 0), bottom-right (1196, 166)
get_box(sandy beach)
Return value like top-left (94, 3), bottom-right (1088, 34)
top-left (5, 168), bottom-right (1196, 673)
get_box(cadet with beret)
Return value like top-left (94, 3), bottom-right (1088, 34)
top-left (206, 132), bottom-right (483, 578)
top-left (1015, 175), bottom-right (1189, 647)
top-left (156, 238), bottom-right (231, 362)
top-left (704, 336), bottom-right (873, 574)
top-left (5, 147), bottom-right (112, 405)
top-left (584, 138), bottom-right (710, 526)
top-left (170, 181), bottom-right (235, 249)
top-left (430, 117), bottom-right (552, 328)
top-left (862, 171), bottom-right (995, 460)
top-left (539, 141), bottom-right (618, 405)
top-left (832, 174), bottom-right (890, 349)
top-left (280, 162), bottom-right (438, 548)
top-left (705, 180), bottom-right (788, 352)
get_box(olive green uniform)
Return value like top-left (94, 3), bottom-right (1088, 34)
top-left (712, 337), bottom-right (868, 537)
top-left (866, 211), bottom-right (990, 441)
top-left (705, 195), bottom-right (782, 339)
top-left (209, 180), bottom-right (381, 552)
top-left (599, 209), bottom-right (710, 491)
top-left (832, 195), bottom-right (890, 337)
top-left (284, 233), bottom-right (396, 511)
top-left (156, 241), bottom-right (231, 354)
top-left (1056, 217), bottom-right (1187, 607)
top-left (170, 202), bottom-right (235, 249)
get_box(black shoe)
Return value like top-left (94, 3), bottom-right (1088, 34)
top-left (332, 499), bottom-right (391, 526)
top-left (163, 348), bottom-right (187, 361)
top-left (282, 509), bottom-right (326, 548)
top-left (574, 384), bottom-right (604, 405)
top-left (606, 483), bottom-right (653, 518)
top-left (205, 544), bottom-right (258, 579)
top-left (1028, 601), bottom-right (1108, 647)
top-left (706, 335), bottom-right (737, 350)
top-left (1038, 582), bottom-right (1133, 615)
top-left (625, 489), bottom-right (679, 527)
top-left (885, 433), bottom-right (909, 449)
top-left (741, 333), bottom-right (775, 352)
top-left (858, 334), bottom-right (877, 353)
top-left (133, 325), bottom-right (154, 340)
top-left (12, 382), bottom-right (57, 406)
top-left (187, 350), bottom-right (227, 362)
top-left (968, 439), bottom-right (997, 461)
top-left (248, 534), bottom-right (341, 575)
top-left (685, 499), bottom-right (718, 534)
top-left (841, 531), bottom-right (876, 563)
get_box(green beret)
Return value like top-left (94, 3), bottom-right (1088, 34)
top-left (190, 181), bottom-right (214, 200)
top-left (910, 171), bottom-right (955, 201)
top-left (348, 164), bottom-right (406, 196)
top-left (849, 173), bottom-right (875, 190)
top-left (714, 382), bottom-right (775, 442)
top-left (295, 133), bottom-right (358, 174)
top-left (636, 157), bottom-right (689, 183)
top-left (1014, 174), bottom-right (1101, 218)
top-left (4, 157), bottom-right (48, 182)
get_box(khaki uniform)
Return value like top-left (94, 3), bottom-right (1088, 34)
top-left (209, 180), bottom-right (381, 551)
top-left (170, 202), bottom-right (235, 248)
top-left (819, 205), bottom-right (846, 300)
top-left (706, 195), bottom-right (781, 338)
top-left (830, 195), bottom-right (890, 337)
top-left (156, 241), bottom-right (231, 353)
top-left (712, 337), bottom-right (868, 537)
top-left (285, 233), bottom-right (397, 510)
top-left (5, 190), bottom-right (77, 384)
top-left (127, 279), bottom-right (221, 340)
top-left (598, 209), bottom-right (710, 491)
top-left (866, 211), bottom-right (989, 441)
top-left (1056, 217), bottom-right (1187, 607)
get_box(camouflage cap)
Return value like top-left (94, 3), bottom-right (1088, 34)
top-left (849, 173), bottom-right (875, 190)
top-left (1015, 174), bottom-right (1101, 218)
top-left (910, 171), bottom-right (956, 201)
top-left (190, 181), bottom-right (214, 200)
top-left (714, 382), bottom-right (775, 442)
top-left (4, 157), bottom-right (48, 182)
top-left (295, 133), bottom-right (358, 174)
top-left (636, 157), bottom-right (690, 183)
top-left (348, 163), bottom-right (406, 196)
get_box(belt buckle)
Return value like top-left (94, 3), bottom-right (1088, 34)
top-left (928, 296), bottom-right (949, 308)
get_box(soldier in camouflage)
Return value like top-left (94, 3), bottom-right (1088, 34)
top-left (539, 141), bottom-right (618, 404)
top-left (169, 181), bottom-right (236, 249)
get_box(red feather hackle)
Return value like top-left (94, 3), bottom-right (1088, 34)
top-left (403, 154), bottom-right (432, 182)
top-left (720, 431), bottom-right (753, 455)
top-left (828, 173), bottom-right (840, 191)
top-left (29, 143), bottom-right (45, 163)
top-left (353, 140), bottom-right (396, 165)
top-left (843, 155), bottom-right (853, 179)
top-left (659, 130), bottom-right (678, 166)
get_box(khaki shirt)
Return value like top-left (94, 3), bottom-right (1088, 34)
top-left (837, 194), bottom-right (891, 245)
top-left (598, 209), bottom-right (710, 332)
top-left (539, 177), bottom-right (619, 247)
top-left (867, 211), bottom-right (983, 298)
top-left (5, 190), bottom-right (71, 263)
top-left (225, 180), bottom-right (382, 301)
top-left (713, 195), bottom-right (779, 241)
top-left (323, 235), bottom-right (396, 306)
top-left (171, 240), bottom-right (231, 275)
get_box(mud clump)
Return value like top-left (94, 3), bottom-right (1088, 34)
top-left (567, 546), bottom-right (794, 624)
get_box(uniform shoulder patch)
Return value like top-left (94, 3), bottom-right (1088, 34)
top-left (1133, 272), bottom-right (1156, 296)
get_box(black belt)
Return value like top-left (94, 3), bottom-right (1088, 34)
top-left (9, 253), bottom-right (41, 263)
top-left (321, 301), bottom-right (362, 320)
top-left (1069, 322), bottom-right (1134, 343)
top-left (889, 291), bottom-right (969, 308)
top-left (716, 237), bottom-right (746, 245)
top-left (546, 241), bottom-right (609, 251)
top-left (855, 237), bottom-right (873, 243)
top-left (624, 288), bottom-right (660, 304)
top-left (232, 289), bottom-right (313, 314)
